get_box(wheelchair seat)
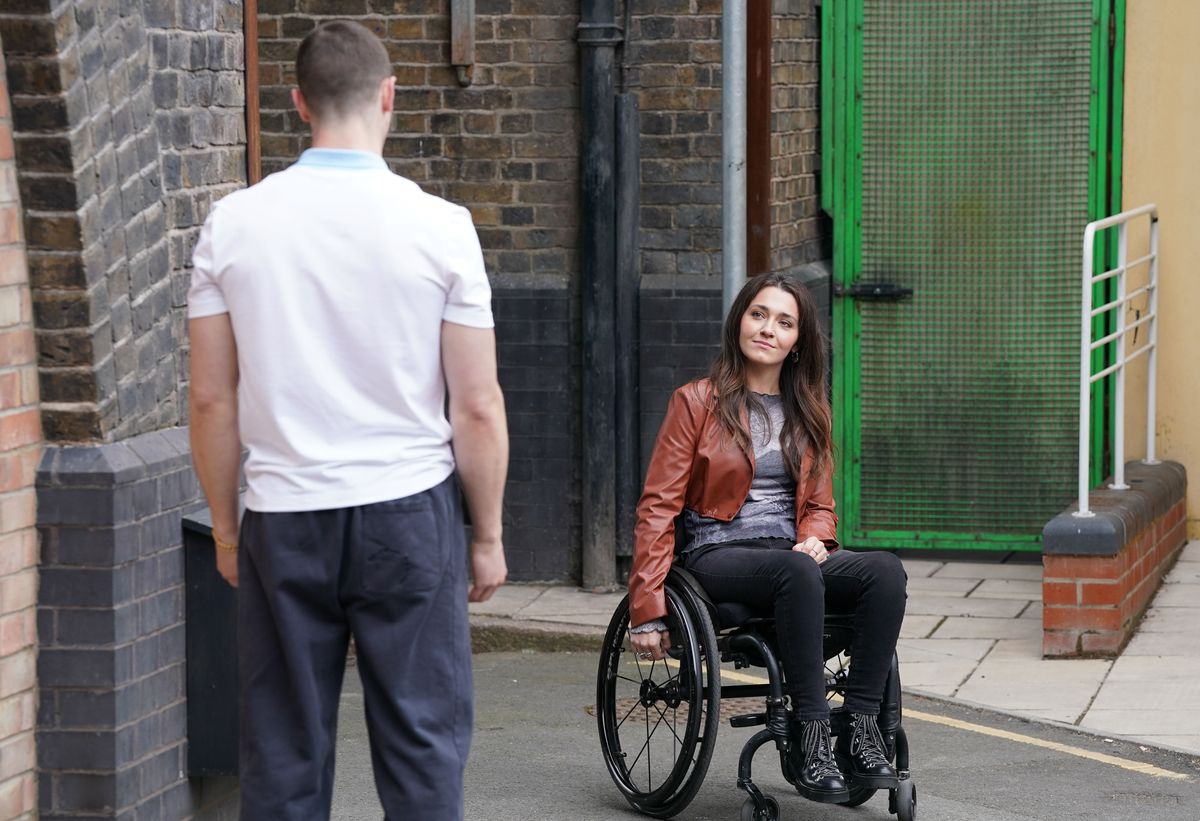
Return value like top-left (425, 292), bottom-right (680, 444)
top-left (716, 601), bottom-right (769, 630)
top-left (596, 564), bottom-right (915, 821)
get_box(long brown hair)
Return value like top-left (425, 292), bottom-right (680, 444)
top-left (706, 273), bottom-right (832, 481)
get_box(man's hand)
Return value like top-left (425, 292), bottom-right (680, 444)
top-left (630, 629), bottom-right (671, 661)
top-left (468, 536), bottom-right (507, 602)
top-left (792, 535), bottom-right (829, 564)
top-left (215, 542), bottom-right (239, 588)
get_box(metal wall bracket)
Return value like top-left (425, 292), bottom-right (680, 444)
top-left (451, 0), bottom-right (475, 86)
top-left (577, 21), bottom-right (624, 47)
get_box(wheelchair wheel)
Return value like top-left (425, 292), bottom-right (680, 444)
top-left (894, 778), bottom-right (916, 821)
top-left (740, 794), bottom-right (779, 821)
top-left (596, 585), bottom-right (720, 818)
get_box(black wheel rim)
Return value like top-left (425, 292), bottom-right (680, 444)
top-left (597, 587), bottom-right (717, 814)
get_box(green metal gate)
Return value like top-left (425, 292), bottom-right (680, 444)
top-left (822, 0), bottom-right (1124, 551)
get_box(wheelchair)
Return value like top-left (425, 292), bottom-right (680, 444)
top-left (596, 565), bottom-right (916, 821)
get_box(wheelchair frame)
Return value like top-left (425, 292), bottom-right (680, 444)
top-left (597, 566), bottom-right (916, 821)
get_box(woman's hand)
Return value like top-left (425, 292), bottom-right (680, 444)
top-left (792, 536), bottom-right (829, 565)
top-left (630, 628), bottom-right (671, 662)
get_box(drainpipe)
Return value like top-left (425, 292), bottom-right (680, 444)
top-left (578, 1), bottom-right (622, 590)
top-left (722, 2), bottom-right (748, 314)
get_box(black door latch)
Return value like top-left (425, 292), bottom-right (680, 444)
top-left (833, 282), bottom-right (914, 300)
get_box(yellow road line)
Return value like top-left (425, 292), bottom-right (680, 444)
top-left (652, 661), bottom-right (1189, 781)
top-left (902, 707), bottom-right (1191, 781)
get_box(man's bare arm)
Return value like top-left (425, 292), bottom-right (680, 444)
top-left (441, 321), bottom-right (508, 602)
top-left (189, 314), bottom-right (242, 587)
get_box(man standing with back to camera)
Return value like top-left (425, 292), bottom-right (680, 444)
top-left (187, 21), bottom-right (508, 821)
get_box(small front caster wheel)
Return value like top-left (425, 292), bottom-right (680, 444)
top-left (893, 778), bottom-right (916, 821)
top-left (740, 794), bottom-right (780, 821)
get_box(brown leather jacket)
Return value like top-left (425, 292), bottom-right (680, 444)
top-left (628, 379), bottom-right (838, 626)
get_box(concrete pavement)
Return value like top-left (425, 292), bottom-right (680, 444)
top-left (469, 540), bottom-right (1200, 756)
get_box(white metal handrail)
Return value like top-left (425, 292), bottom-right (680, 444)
top-left (1075, 204), bottom-right (1159, 517)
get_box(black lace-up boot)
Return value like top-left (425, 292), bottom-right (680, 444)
top-left (788, 719), bottom-right (849, 803)
top-left (835, 712), bottom-right (898, 788)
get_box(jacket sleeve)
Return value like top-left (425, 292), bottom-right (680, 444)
top-left (628, 386), bottom-right (702, 626)
top-left (797, 459), bottom-right (839, 549)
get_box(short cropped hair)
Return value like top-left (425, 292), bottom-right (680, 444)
top-left (296, 21), bottom-right (392, 120)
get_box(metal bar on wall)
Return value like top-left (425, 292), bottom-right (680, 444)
top-left (614, 93), bottom-right (640, 559)
top-left (451, 0), bottom-right (476, 86)
top-left (245, 0), bottom-right (261, 184)
top-left (722, 1), bottom-right (747, 314)
top-left (578, 0), bottom-right (622, 589)
top-left (747, 1), bottom-right (772, 276)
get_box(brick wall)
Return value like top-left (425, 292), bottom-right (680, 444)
top-left (626, 3), bottom-right (723, 279)
top-left (256, 3), bottom-right (580, 282)
top-left (0, 37), bottom-right (40, 821)
top-left (35, 430), bottom-right (238, 819)
top-left (1, 2), bottom-right (248, 817)
top-left (1042, 461), bottom-right (1188, 657)
top-left (771, 1), bottom-right (824, 271)
top-left (1, 1), bottom-right (245, 443)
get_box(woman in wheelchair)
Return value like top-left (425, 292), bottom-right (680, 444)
top-left (627, 273), bottom-right (908, 805)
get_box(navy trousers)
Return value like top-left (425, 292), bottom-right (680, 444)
top-left (236, 477), bottom-right (472, 821)
top-left (684, 541), bottom-right (907, 720)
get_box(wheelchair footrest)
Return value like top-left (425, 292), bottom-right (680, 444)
top-left (729, 712), bottom-right (767, 728)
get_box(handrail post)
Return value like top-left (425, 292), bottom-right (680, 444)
top-left (1109, 222), bottom-right (1129, 490)
top-left (1078, 226), bottom-right (1095, 516)
top-left (1144, 215), bottom-right (1160, 465)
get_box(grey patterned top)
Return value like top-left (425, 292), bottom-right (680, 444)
top-left (682, 393), bottom-right (798, 552)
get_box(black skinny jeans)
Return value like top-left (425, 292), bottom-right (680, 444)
top-left (683, 539), bottom-right (907, 721)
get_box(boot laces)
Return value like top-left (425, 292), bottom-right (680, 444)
top-left (801, 720), bottom-right (842, 780)
top-left (852, 714), bottom-right (890, 767)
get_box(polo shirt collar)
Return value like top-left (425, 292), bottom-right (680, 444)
top-left (296, 148), bottom-right (387, 170)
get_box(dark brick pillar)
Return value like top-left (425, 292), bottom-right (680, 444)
top-left (492, 282), bottom-right (580, 581)
top-left (36, 429), bottom-right (238, 820)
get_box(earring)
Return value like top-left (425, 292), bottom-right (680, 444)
top-left (790, 350), bottom-right (799, 363)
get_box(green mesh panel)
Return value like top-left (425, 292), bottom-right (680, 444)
top-left (856, 1), bottom-right (1094, 534)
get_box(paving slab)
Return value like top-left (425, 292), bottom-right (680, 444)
top-left (1004, 707), bottom-right (1088, 725)
top-left (524, 611), bottom-right (615, 628)
top-left (1135, 607), bottom-right (1200, 632)
top-left (1177, 542), bottom-right (1200, 562)
top-left (905, 594), bottom-right (1027, 618)
top-left (897, 558), bottom-right (943, 578)
top-left (468, 584), bottom-right (548, 618)
top-left (902, 672), bottom-right (969, 696)
top-left (1019, 602), bottom-right (1042, 620)
top-left (517, 586), bottom-right (624, 618)
top-left (967, 578), bottom-right (1042, 601)
top-left (1164, 566), bottom-right (1200, 584)
top-left (955, 657), bottom-right (1110, 717)
top-left (1104, 654), bottom-right (1200, 681)
top-left (904, 576), bottom-right (978, 596)
top-left (983, 638), bottom-right (1042, 661)
top-left (1143, 583), bottom-right (1200, 608)
top-left (1079, 709), bottom-right (1200, 737)
top-left (1120, 734), bottom-right (1200, 753)
top-left (1088, 678), bottom-right (1200, 711)
top-left (899, 660), bottom-right (977, 692)
top-left (896, 637), bottom-right (994, 663)
top-left (931, 616), bottom-right (1041, 640)
top-left (931, 562), bottom-right (1043, 581)
top-left (898, 614), bottom-right (943, 639)
top-left (1119, 629), bottom-right (1200, 655)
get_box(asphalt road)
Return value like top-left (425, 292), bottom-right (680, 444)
top-left (332, 651), bottom-right (1200, 821)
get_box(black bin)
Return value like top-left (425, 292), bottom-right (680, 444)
top-left (183, 509), bottom-right (239, 776)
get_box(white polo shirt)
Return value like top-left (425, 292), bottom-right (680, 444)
top-left (188, 148), bottom-right (493, 512)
